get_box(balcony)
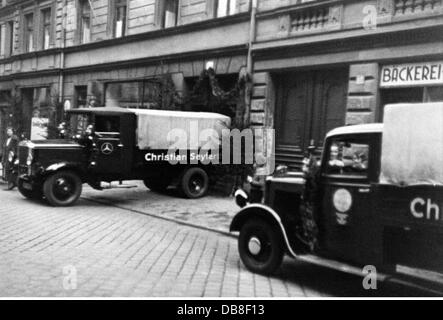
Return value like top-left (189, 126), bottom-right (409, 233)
top-left (394, 0), bottom-right (442, 16)
top-left (290, 6), bottom-right (329, 33)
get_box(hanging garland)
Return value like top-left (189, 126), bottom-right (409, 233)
top-left (183, 67), bottom-right (249, 121)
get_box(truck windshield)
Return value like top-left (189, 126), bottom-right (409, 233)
top-left (69, 113), bottom-right (90, 136)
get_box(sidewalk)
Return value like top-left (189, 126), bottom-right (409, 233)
top-left (82, 180), bottom-right (239, 235)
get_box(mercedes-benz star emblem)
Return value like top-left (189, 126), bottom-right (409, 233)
top-left (101, 142), bottom-right (114, 155)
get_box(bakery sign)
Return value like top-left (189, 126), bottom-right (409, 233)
top-left (380, 61), bottom-right (443, 87)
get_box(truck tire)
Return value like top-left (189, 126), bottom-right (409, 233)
top-left (43, 171), bottom-right (82, 207)
top-left (179, 167), bottom-right (209, 199)
top-left (238, 218), bottom-right (284, 275)
top-left (18, 179), bottom-right (42, 200)
top-left (143, 179), bottom-right (169, 193)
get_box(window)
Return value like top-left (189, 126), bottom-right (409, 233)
top-left (75, 86), bottom-right (88, 108)
top-left (105, 80), bottom-right (162, 109)
top-left (113, 0), bottom-right (127, 38)
top-left (95, 116), bottom-right (120, 133)
top-left (158, 0), bottom-right (178, 28)
top-left (215, 0), bottom-right (237, 18)
top-left (41, 8), bottom-right (51, 50)
top-left (326, 139), bottom-right (370, 177)
top-left (79, 0), bottom-right (91, 44)
top-left (69, 113), bottom-right (90, 135)
top-left (6, 21), bottom-right (13, 56)
top-left (0, 24), bottom-right (4, 57)
top-left (24, 13), bottom-right (34, 52)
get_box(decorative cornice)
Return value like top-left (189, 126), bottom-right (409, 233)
top-left (256, 0), bottom-right (345, 19)
top-left (0, 44), bottom-right (248, 81)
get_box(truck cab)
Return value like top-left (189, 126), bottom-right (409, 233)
top-left (231, 103), bottom-right (443, 291)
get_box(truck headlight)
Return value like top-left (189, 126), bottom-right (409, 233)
top-left (26, 149), bottom-right (33, 166)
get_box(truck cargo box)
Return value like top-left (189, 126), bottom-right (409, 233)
top-left (130, 109), bottom-right (231, 150)
top-left (380, 102), bottom-right (443, 186)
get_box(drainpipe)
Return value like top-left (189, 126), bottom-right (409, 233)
top-left (58, 0), bottom-right (67, 106)
top-left (244, 0), bottom-right (257, 128)
top-left (247, 0), bottom-right (257, 75)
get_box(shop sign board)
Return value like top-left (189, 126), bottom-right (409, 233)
top-left (30, 117), bottom-right (49, 140)
top-left (380, 61), bottom-right (443, 87)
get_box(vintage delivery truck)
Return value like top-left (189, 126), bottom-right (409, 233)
top-left (17, 107), bottom-right (230, 206)
top-left (231, 103), bottom-right (443, 292)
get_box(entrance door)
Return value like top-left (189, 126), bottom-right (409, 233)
top-left (319, 134), bottom-right (377, 264)
top-left (275, 68), bottom-right (348, 169)
top-left (93, 115), bottom-right (127, 175)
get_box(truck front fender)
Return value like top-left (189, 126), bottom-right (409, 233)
top-left (43, 162), bottom-right (83, 177)
top-left (230, 204), bottom-right (298, 258)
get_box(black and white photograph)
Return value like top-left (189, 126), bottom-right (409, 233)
top-left (0, 0), bottom-right (442, 304)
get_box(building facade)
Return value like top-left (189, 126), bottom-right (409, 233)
top-left (0, 0), bottom-right (442, 169)
top-left (251, 0), bottom-right (443, 168)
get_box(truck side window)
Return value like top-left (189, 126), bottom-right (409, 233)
top-left (326, 139), bottom-right (369, 177)
top-left (95, 116), bottom-right (120, 133)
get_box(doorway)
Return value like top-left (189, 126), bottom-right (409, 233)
top-left (274, 68), bottom-right (349, 169)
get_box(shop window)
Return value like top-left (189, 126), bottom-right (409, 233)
top-left (113, 0), bottom-right (127, 38)
top-left (157, 0), bottom-right (179, 29)
top-left (185, 73), bottom-right (238, 115)
top-left (325, 139), bottom-right (370, 177)
top-left (41, 8), bottom-right (52, 50)
top-left (0, 90), bottom-right (11, 105)
top-left (24, 13), bottom-right (34, 52)
top-left (75, 86), bottom-right (88, 108)
top-left (380, 87), bottom-right (424, 121)
top-left (79, 0), bottom-right (91, 44)
top-left (215, 0), bottom-right (238, 17)
top-left (424, 87), bottom-right (443, 102)
top-left (21, 87), bottom-right (52, 140)
top-left (105, 80), bottom-right (162, 109)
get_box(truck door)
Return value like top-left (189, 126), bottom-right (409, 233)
top-left (319, 134), bottom-right (378, 265)
top-left (93, 114), bottom-right (130, 175)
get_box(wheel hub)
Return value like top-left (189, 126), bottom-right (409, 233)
top-left (190, 178), bottom-right (202, 193)
top-left (248, 237), bottom-right (262, 255)
top-left (54, 178), bottom-right (73, 198)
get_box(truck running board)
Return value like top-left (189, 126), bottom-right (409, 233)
top-left (296, 254), bottom-right (443, 295)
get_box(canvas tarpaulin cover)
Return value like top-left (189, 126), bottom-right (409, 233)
top-left (130, 109), bottom-right (231, 150)
top-left (380, 103), bottom-right (443, 186)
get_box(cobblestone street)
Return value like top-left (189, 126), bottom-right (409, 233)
top-left (0, 184), bottom-right (434, 297)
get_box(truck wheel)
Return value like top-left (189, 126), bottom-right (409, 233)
top-left (18, 179), bottom-right (42, 200)
top-left (238, 219), bottom-right (284, 275)
top-left (43, 171), bottom-right (82, 207)
top-left (143, 179), bottom-right (169, 193)
top-left (179, 167), bottom-right (208, 199)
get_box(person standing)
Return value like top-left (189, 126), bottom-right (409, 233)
top-left (2, 127), bottom-right (19, 190)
